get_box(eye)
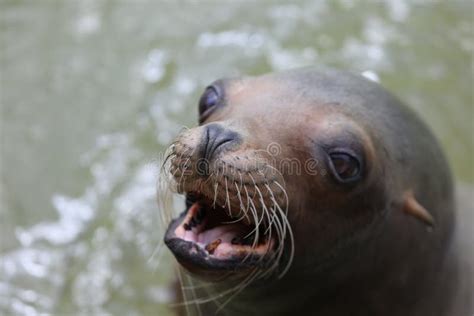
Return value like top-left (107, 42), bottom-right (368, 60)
top-left (199, 86), bottom-right (220, 121)
top-left (328, 151), bottom-right (362, 183)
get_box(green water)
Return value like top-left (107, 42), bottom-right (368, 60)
top-left (1, 1), bottom-right (472, 315)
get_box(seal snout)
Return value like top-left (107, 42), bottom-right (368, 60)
top-left (164, 122), bottom-right (292, 278)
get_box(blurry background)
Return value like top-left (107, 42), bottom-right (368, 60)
top-left (0, 0), bottom-right (472, 315)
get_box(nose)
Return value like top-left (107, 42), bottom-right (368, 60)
top-left (200, 124), bottom-right (240, 161)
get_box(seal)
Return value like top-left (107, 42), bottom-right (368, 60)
top-left (162, 67), bottom-right (472, 315)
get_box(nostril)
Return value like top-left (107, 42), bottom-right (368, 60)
top-left (200, 124), bottom-right (240, 162)
top-left (213, 136), bottom-right (235, 152)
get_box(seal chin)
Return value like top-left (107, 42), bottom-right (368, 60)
top-left (164, 192), bottom-right (276, 280)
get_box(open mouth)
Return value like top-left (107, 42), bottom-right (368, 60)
top-left (164, 192), bottom-right (276, 273)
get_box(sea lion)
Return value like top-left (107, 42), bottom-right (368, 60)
top-left (162, 67), bottom-right (472, 315)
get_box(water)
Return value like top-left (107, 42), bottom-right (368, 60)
top-left (0, 1), bottom-right (472, 315)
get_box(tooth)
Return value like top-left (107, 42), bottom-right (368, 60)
top-left (205, 239), bottom-right (222, 254)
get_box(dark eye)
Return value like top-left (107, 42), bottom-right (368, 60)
top-left (328, 152), bottom-right (361, 183)
top-left (199, 86), bottom-right (220, 121)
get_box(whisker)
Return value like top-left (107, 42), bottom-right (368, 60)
top-left (225, 176), bottom-right (233, 217)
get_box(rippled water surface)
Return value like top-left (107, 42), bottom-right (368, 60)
top-left (1, 1), bottom-right (472, 315)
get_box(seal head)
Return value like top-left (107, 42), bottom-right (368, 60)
top-left (163, 68), bottom-right (463, 315)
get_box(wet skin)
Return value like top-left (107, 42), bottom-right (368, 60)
top-left (164, 68), bottom-right (472, 316)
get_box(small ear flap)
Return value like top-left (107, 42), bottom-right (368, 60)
top-left (402, 191), bottom-right (435, 227)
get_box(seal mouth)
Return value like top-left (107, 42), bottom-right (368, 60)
top-left (164, 192), bottom-right (276, 274)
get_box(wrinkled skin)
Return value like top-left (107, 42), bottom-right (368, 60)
top-left (165, 68), bottom-right (472, 316)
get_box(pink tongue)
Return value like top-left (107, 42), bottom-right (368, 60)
top-left (197, 224), bottom-right (243, 245)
